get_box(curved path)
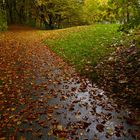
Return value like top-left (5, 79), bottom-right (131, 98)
top-left (0, 26), bottom-right (139, 140)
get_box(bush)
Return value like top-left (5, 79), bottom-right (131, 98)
top-left (0, 10), bottom-right (7, 31)
top-left (118, 16), bottom-right (140, 33)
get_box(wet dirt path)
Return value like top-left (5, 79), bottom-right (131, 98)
top-left (0, 26), bottom-right (139, 140)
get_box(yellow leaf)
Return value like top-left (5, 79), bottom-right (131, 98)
top-left (57, 125), bottom-right (63, 131)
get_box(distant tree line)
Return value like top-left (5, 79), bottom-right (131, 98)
top-left (0, 0), bottom-right (140, 31)
top-left (0, 0), bottom-right (85, 30)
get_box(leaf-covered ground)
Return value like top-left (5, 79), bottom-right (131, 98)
top-left (96, 45), bottom-right (140, 106)
top-left (0, 26), bottom-right (140, 140)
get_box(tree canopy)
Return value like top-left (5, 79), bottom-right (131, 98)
top-left (0, 0), bottom-right (84, 29)
top-left (0, 0), bottom-right (140, 30)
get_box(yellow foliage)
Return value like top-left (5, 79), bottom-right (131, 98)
top-left (98, 0), bottom-right (108, 6)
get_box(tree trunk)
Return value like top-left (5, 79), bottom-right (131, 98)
top-left (48, 13), bottom-right (53, 29)
top-left (5, 0), bottom-right (13, 24)
top-left (126, 3), bottom-right (130, 23)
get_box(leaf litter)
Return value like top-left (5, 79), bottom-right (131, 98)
top-left (0, 26), bottom-right (140, 140)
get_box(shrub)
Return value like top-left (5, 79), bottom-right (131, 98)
top-left (118, 16), bottom-right (140, 33)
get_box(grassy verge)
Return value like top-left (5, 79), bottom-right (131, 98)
top-left (43, 24), bottom-right (131, 78)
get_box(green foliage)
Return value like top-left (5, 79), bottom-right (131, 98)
top-left (3, 0), bottom-right (84, 29)
top-left (83, 0), bottom-right (140, 31)
top-left (0, 10), bottom-right (7, 31)
top-left (108, 0), bottom-right (140, 30)
top-left (1, 0), bottom-right (140, 30)
top-left (44, 24), bottom-right (126, 72)
top-left (83, 0), bottom-right (109, 23)
top-left (33, 0), bottom-right (84, 29)
top-left (119, 17), bottom-right (140, 32)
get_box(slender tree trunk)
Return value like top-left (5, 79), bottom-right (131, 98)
top-left (5, 0), bottom-right (13, 24)
top-left (0, 0), bottom-right (5, 10)
top-left (48, 13), bottom-right (53, 29)
top-left (126, 3), bottom-right (130, 22)
top-left (40, 14), bottom-right (49, 29)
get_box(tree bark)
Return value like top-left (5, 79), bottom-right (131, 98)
top-left (48, 13), bottom-right (53, 29)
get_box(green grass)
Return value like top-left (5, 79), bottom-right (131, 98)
top-left (43, 24), bottom-right (129, 73)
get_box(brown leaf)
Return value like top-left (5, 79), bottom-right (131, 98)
top-left (96, 124), bottom-right (104, 132)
